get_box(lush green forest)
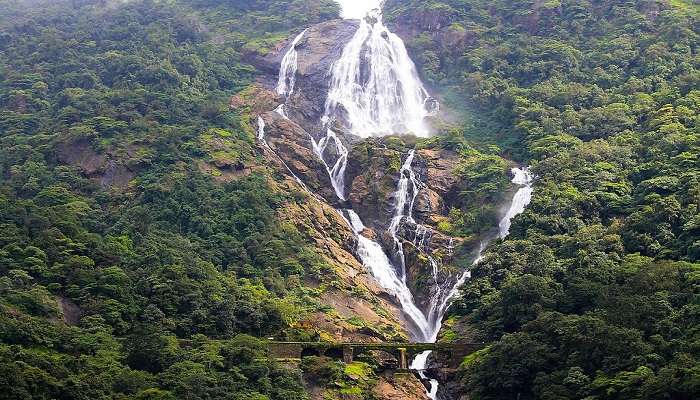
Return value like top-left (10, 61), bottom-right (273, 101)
top-left (0, 0), bottom-right (343, 398)
top-left (2, 0), bottom-right (700, 399)
top-left (385, 0), bottom-right (700, 398)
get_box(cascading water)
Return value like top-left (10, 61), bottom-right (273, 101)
top-left (388, 149), bottom-right (421, 280)
top-left (276, 29), bottom-right (308, 98)
top-left (265, 3), bottom-right (537, 399)
top-left (312, 128), bottom-right (349, 201)
top-left (412, 167), bottom-right (534, 398)
top-left (322, 7), bottom-right (436, 137)
top-left (257, 116), bottom-right (267, 141)
top-left (345, 210), bottom-right (431, 340)
top-left (274, 104), bottom-right (288, 119)
top-left (303, 0), bottom-right (438, 210)
top-left (498, 167), bottom-right (534, 238)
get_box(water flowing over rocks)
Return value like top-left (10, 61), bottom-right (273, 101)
top-left (258, 111), bottom-right (341, 203)
top-left (260, 19), bottom-right (360, 137)
top-left (239, 3), bottom-right (535, 398)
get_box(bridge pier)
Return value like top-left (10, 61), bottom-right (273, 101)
top-left (398, 347), bottom-right (407, 370)
top-left (342, 345), bottom-right (353, 363)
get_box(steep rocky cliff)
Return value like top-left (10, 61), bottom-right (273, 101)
top-left (235, 10), bottom-right (513, 398)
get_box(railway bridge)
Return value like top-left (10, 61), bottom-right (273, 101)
top-left (267, 341), bottom-right (485, 370)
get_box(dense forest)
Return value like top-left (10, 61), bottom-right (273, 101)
top-left (0, 0), bottom-right (346, 399)
top-left (1, 0), bottom-right (699, 399)
top-left (385, 0), bottom-right (700, 398)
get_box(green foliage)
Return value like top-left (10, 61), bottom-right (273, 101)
top-left (384, 0), bottom-right (700, 398)
top-left (0, 0), bottom-right (339, 398)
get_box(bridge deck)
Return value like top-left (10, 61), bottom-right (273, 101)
top-left (267, 341), bottom-right (484, 350)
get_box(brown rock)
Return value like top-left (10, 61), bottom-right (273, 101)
top-left (55, 139), bottom-right (134, 189)
top-left (259, 112), bottom-right (340, 203)
top-left (260, 19), bottom-right (360, 136)
top-left (229, 84), bottom-right (281, 114)
top-left (417, 148), bottom-right (461, 200)
top-left (373, 373), bottom-right (430, 400)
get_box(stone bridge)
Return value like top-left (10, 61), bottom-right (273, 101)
top-left (267, 341), bottom-right (485, 370)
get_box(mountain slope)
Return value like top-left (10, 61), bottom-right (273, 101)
top-left (384, 0), bottom-right (700, 398)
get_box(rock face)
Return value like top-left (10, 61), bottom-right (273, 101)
top-left (345, 139), bottom-right (405, 228)
top-left (244, 15), bottom-right (484, 320)
top-left (56, 139), bottom-right (135, 189)
top-left (260, 19), bottom-right (359, 137)
top-left (259, 110), bottom-right (340, 203)
top-left (258, 106), bottom-right (470, 315)
top-left (272, 176), bottom-right (410, 342)
top-left (373, 372), bottom-right (431, 400)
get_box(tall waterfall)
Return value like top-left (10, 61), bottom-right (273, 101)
top-left (322, 8), bottom-right (436, 137)
top-left (309, 0), bottom-right (438, 205)
top-left (265, 3), bottom-right (536, 399)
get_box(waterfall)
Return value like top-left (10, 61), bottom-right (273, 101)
top-left (257, 116), bottom-right (266, 140)
top-left (322, 8), bottom-right (436, 137)
top-left (276, 29), bottom-right (308, 98)
top-left (345, 210), bottom-right (431, 340)
top-left (311, 128), bottom-right (349, 201)
top-left (266, 3), bottom-right (534, 399)
top-left (498, 167), bottom-right (534, 238)
top-left (388, 150), bottom-right (421, 280)
top-left (410, 351), bottom-right (439, 399)
top-left (412, 167), bottom-right (534, 398)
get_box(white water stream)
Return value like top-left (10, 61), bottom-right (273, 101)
top-left (323, 5), bottom-right (436, 137)
top-left (345, 210), bottom-right (431, 338)
top-left (267, 3), bottom-right (535, 399)
top-left (499, 167), bottom-right (534, 238)
top-left (276, 29), bottom-right (308, 98)
top-left (388, 149), bottom-right (421, 281)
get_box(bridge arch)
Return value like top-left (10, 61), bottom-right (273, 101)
top-left (300, 347), bottom-right (321, 358)
top-left (265, 341), bottom-right (486, 370)
top-left (323, 347), bottom-right (344, 360)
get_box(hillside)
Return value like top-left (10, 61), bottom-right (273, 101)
top-left (1, 1), bottom-right (699, 400)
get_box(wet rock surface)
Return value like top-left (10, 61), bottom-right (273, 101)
top-left (259, 111), bottom-right (340, 202)
top-left (259, 19), bottom-right (360, 136)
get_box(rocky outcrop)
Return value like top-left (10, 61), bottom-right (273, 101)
top-left (229, 83), bottom-right (282, 114)
top-left (55, 139), bottom-right (135, 189)
top-left (259, 111), bottom-right (341, 202)
top-left (258, 19), bottom-right (359, 137)
top-left (346, 139), bottom-right (405, 227)
top-left (416, 148), bottom-right (461, 208)
top-left (373, 372), bottom-right (430, 400)
top-left (271, 175), bottom-right (410, 342)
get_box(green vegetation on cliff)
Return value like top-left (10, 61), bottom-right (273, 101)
top-left (2, 0), bottom-right (700, 399)
top-left (0, 0), bottom-right (343, 399)
top-left (386, 0), bottom-right (700, 398)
